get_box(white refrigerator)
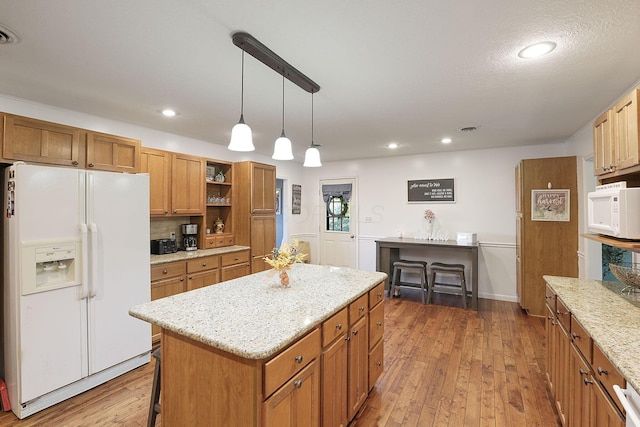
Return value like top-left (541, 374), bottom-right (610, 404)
top-left (3, 163), bottom-right (151, 419)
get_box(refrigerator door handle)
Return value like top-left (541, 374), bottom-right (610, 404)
top-left (89, 222), bottom-right (98, 298)
top-left (80, 223), bottom-right (90, 299)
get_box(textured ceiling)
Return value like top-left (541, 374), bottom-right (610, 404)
top-left (1, 0), bottom-right (639, 162)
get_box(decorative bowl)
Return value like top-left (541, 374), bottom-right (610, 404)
top-left (609, 263), bottom-right (640, 293)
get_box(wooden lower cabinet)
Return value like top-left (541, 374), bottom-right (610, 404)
top-left (321, 328), bottom-right (348, 427)
top-left (221, 250), bottom-right (250, 281)
top-left (250, 215), bottom-right (276, 273)
top-left (264, 359), bottom-right (320, 427)
top-left (348, 315), bottom-right (369, 420)
top-left (591, 378), bottom-right (625, 427)
top-left (545, 287), bottom-right (626, 427)
top-left (187, 269), bottom-right (219, 291)
top-left (150, 275), bottom-right (185, 342)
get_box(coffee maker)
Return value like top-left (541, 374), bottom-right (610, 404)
top-left (181, 224), bottom-right (198, 251)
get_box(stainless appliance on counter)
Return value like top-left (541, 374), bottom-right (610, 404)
top-left (150, 238), bottom-right (178, 254)
top-left (182, 223), bottom-right (198, 251)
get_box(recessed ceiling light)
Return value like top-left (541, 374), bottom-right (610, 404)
top-left (441, 137), bottom-right (452, 144)
top-left (0, 24), bottom-right (20, 44)
top-left (518, 41), bottom-right (557, 59)
top-left (162, 109), bottom-right (176, 117)
top-left (386, 142), bottom-right (399, 149)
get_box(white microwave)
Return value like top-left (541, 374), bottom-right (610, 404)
top-left (587, 186), bottom-right (640, 239)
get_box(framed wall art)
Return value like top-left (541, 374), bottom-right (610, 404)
top-left (531, 189), bottom-right (570, 221)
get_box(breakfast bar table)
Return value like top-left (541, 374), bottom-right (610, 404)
top-left (375, 237), bottom-right (480, 310)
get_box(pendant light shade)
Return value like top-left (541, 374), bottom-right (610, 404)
top-left (228, 50), bottom-right (255, 152)
top-left (303, 92), bottom-right (322, 167)
top-left (272, 73), bottom-right (294, 160)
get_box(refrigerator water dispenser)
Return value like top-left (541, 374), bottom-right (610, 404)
top-left (22, 241), bottom-right (81, 295)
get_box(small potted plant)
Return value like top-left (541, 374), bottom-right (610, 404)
top-left (264, 239), bottom-right (307, 287)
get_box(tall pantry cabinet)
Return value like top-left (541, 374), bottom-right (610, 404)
top-left (515, 156), bottom-right (578, 316)
top-left (233, 161), bottom-right (276, 273)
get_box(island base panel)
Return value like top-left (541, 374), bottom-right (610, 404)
top-left (162, 329), bottom-right (262, 426)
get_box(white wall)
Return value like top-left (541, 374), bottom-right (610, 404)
top-left (297, 143), bottom-right (569, 302)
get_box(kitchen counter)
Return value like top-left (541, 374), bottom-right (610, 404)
top-left (130, 263), bottom-right (387, 359)
top-left (544, 275), bottom-right (640, 395)
top-left (149, 245), bottom-right (250, 265)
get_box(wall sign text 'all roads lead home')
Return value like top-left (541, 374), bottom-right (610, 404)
top-left (408, 178), bottom-right (455, 203)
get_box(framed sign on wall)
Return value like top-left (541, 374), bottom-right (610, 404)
top-left (292, 184), bottom-right (301, 214)
top-left (408, 178), bottom-right (455, 203)
top-left (531, 189), bottom-right (570, 221)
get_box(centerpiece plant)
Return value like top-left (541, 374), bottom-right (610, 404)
top-left (264, 239), bottom-right (307, 287)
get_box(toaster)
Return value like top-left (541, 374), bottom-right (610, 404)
top-left (150, 239), bottom-right (178, 255)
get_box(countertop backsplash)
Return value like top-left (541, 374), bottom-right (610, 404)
top-left (150, 217), bottom-right (190, 241)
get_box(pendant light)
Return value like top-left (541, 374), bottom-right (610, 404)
top-left (303, 92), bottom-right (322, 167)
top-left (272, 72), bottom-right (294, 160)
top-left (228, 49), bottom-right (255, 152)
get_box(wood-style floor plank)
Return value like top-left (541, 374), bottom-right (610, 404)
top-left (0, 290), bottom-right (559, 427)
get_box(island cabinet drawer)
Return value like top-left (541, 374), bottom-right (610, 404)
top-left (264, 328), bottom-right (321, 398)
top-left (221, 250), bottom-right (249, 267)
top-left (570, 317), bottom-right (592, 362)
top-left (322, 308), bottom-right (348, 348)
top-left (545, 284), bottom-right (556, 312)
top-left (369, 282), bottom-right (385, 308)
top-left (187, 255), bottom-right (219, 273)
top-left (369, 303), bottom-right (384, 350)
top-left (368, 339), bottom-right (384, 390)
top-left (151, 261), bottom-right (186, 282)
top-left (349, 294), bottom-right (369, 325)
top-left (593, 343), bottom-right (626, 412)
top-left (556, 298), bottom-right (571, 332)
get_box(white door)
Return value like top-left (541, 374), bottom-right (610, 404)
top-left (12, 165), bottom-right (88, 401)
top-left (319, 179), bottom-right (357, 268)
top-left (87, 171), bottom-right (151, 374)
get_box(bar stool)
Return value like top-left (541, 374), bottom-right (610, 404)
top-left (390, 260), bottom-right (428, 304)
top-left (428, 262), bottom-right (468, 309)
top-left (147, 347), bottom-right (161, 427)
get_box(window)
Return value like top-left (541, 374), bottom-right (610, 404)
top-left (322, 184), bottom-right (352, 232)
top-left (326, 195), bottom-right (350, 232)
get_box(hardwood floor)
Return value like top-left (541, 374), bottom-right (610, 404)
top-left (0, 291), bottom-right (559, 426)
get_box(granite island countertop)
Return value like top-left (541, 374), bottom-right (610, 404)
top-left (150, 245), bottom-right (250, 265)
top-left (544, 275), bottom-right (640, 395)
top-left (130, 263), bottom-right (387, 360)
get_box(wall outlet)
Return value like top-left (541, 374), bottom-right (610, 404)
top-left (170, 232), bottom-right (176, 240)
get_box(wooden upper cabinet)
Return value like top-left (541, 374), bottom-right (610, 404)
top-left (86, 131), bottom-right (141, 173)
top-left (2, 113), bottom-right (83, 167)
top-left (251, 163), bottom-right (276, 214)
top-left (171, 153), bottom-right (204, 215)
top-left (594, 109), bottom-right (615, 176)
top-left (613, 87), bottom-right (640, 171)
top-left (141, 148), bottom-right (171, 216)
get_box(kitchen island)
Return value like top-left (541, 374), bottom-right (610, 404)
top-left (130, 263), bottom-right (387, 426)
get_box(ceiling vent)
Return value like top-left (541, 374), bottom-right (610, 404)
top-left (0, 25), bottom-right (20, 44)
top-left (458, 126), bottom-right (478, 132)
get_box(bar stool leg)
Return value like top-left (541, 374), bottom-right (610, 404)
top-left (427, 269), bottom-right (435, 304)
top-left (148, 348), bottom-right (161, 427)
top-left (390, 265), bottom-right (400, 297)
top-left (419, 268), bottom-right (426, 304)
top-left (460, 271), bottom-right (467, 309)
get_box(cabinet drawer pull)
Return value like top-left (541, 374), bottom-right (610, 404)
top-left (579, 368), bottom-right (589, 376)
top-left (88, 163), bottom-right (94, 167)
top-left (294, 380), bottom-right (302, 389)
top-left (583, 377), bottom-right (594, 385)
top-left (352, 330), bottom-right (358, 336)
top-left (294, 355), bottom-right (303, 364)
top-left (345, 335), bottom-right (350, 341)
top-left (173, 209), bottom-right (177, 213)
top-left (180, 278), bottom-right (184, 281)
top-left (571, 333), bottom-right (580, 339)
top-left (202, 262), bottom-right (207, 267)
top-left (336, 323), bottom-right (342, 330)
top-left (72, 160), bottom-right (79, 166)
top-left (377, 292), bottom-right (382, 298)
top-left (359, 306), bottom-right (365, 312)
top-left (163, 269), bottom-right (168, 274)
top-left (235, 257), bottom-right (239, 261)
top-left (376, 361), bottom-right (382, 367)
top-left (189, 276), bottom-right (193, 279)
top-left (597, 367), bottom-right (608, 376)
top-left (377, 321), bottom-right (382, 327)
